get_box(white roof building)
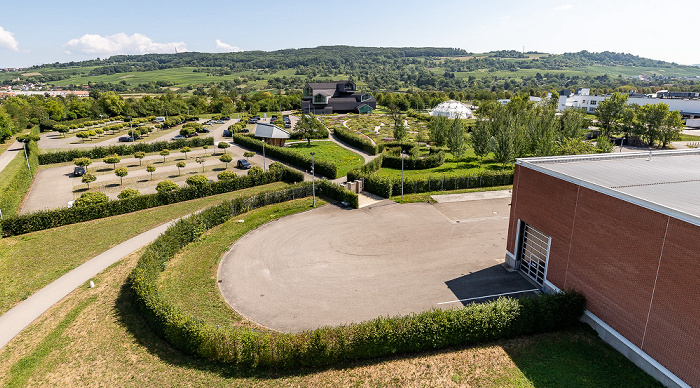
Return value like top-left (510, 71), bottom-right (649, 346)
top-left (429, 100), bottom-right (473, 119)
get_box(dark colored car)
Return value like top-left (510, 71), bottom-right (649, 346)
top-left (200, 127), bottom-right (210, 133)
top-left (119, 136), bottom-right (136, 142)
top-left (221, 117), bottom-right (230, 121)
top-left (223, 129), bottom-right (232, 137)
top-left (74, 166), bottom-right (86, 177)
top-left (237, 159), bottom-right (251, 169)
top-left (171, 135), bottom-right (186, 140)
top-left (241, 128), bottom-right (249, 133)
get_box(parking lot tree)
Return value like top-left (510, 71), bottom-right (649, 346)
top-left (159, 149), bottom-right (170, 163)
top-left (217, 142), bottom-right (230, 154)
top-left (156, 180), bottom-right (178, 194)
top-left (134, 151), bottom-right (146, 165)
top-left (146, 164), bottom-right (156, 180)
top-left (195, 156), bottom-right (206, 172)
top-left (202, 145), bottom-right (209, 155)
top-left (74, 157), bottom-right (92, 172)
top-left (95, 128), bottom-right (104, 137)
top-left (76, 131), bottom-right (90, 142)
top-left (428, 115), bottom-right (449, 146)
top-left (176, 161), bottom-right (186, 175)
top-left (180, 146), bottom-right (191, 159)
top-left (447, 117), bottom-right (466, 160)
top-left (185, 174), bottom-right (208, 188)
top-left (248, 166), bottom-right (263, 176)
top-left (470, 119), bottom-right (491, 166)
top-left (73, 191), bottom-right (109, 207)
top-left (103, 154), bottom-right (121, 169)
top-left (54, 124), bottom-right (70, 138)
top-left (81, 173), bottom-right (96, 189)
top-left (219, 153), bottom-right (233, 168)
top-left (217, 171), bottom-right (236, 181)
top-left (117, 188), bottom-right (140, 200)
top-left (243, 151), bottom-right (255, 160)
top-left (115, 166), bottom-right (128, 185)
top-left (179, 126), bottom-right (195, 137)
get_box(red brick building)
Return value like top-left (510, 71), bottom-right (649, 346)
top-left (505, 150), bottom-right (700, 388)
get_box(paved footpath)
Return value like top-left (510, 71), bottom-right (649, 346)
top-left (0, 140), bottom-right (24, 175)
top-left (0, 219), bottom-right (177, 350)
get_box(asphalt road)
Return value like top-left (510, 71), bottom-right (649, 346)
top-left (218, 197), bottom-right (535, 333)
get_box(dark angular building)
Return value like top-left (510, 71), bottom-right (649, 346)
top-left (301, 81), bottom-right (376, 114)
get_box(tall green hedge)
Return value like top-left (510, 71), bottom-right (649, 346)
top-left (333, 126), bottom-right (379, 155)
top-left (0, 164), bottom-right (300, 237)
top-left (38, 137), bottom-right (214, 165)
top-left (232, 134), bottom-right (338, 179)
top-left (317, 180), bottom-right (359, 208)
top-left (129, 191), bottom-right (585, 369)
top-left (0, 140), bottom-right (39, 216)
top-left (381, 151), bottom-right (445, 170)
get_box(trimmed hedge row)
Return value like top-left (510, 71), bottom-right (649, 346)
top-left (0, 164), bottom-right (300, 237)
top-left (382, 151), bottom-right (446, 170)
top-left (232, 134), bottom-right (338, 179)
top-left (0, 140), bottom-right (39, 216)
top-left (317, 180), bottom-right (359, 208)
top-left (333, 126), bottom-right (379, 155)
top-left (349, 170), bottom-right (514, 198)
top-left (130, 193), bottom-right (585, 369)
top-left (38, 137), bottom-right (214, 165)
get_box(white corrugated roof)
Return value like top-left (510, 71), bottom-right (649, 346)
top-left (254, 123), bottom-right (290, 139)
top-left (518, 149), bottom-right (700, 226)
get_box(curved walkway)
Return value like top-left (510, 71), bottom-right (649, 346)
top-left (0, 219), bottom-right (178, 350)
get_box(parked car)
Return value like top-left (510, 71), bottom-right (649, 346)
top-left (215, 120), bottom-right (225, 124)
top-left (221, 117), bottom-right (230, 121)
top-left (186, 132), bottom-right (199, 138)
top-left (248, 118), bottom-right (258, 124)
top-left (237, 159), bottom-right (251, 169)
top-left (284, 123), bottom-right (291, 129)
top-left (200, 127), bottom-right (210, 133)
top-left (171, 135), bottom-right (186, 140)
top-left (119, 136), bottom-right (136, 142)
top-left (240, 128), bottom-right (250, 133)
top-left (223, 129), bottom-right (232, 137)
top-left (74, 166), bottom-right (85, 177)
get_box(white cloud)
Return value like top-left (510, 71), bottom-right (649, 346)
top-left (554, 4), bottom-right (573, 11)
top-left (0, 26), bottom-right (19, 51)
top-left (215, 39), bottom-right (242, 52)
top-left (63, 33), bottom-right (186, 55)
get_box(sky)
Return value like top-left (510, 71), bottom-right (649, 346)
top-left (1, 0), bottom-right (699, 68)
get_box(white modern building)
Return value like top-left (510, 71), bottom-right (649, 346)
top-left (429, 100), bottom-right (473, 119)
top-left (558, 88), bottom-right (700, 120)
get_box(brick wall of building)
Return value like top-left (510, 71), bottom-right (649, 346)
top-left (508, 165), bottom-right (700, 386)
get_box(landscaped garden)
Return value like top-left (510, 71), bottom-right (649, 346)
top-left (287, 140), bottom-right (364, 177)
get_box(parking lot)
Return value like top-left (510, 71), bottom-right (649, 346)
top-left (218, 195), bottom-right (537, 333)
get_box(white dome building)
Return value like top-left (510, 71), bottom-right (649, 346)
top-left (429, 100), bottom-right (473, 119)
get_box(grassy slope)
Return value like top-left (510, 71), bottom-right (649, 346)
top-left (0, 212), bottom-right (662, 387)
top-left (0, 182), bottom-right (289, 315)
top-left (287, 141), bottom-right (364, 177)
top-left (158, 197), bottom-right (326, 328)
top-left (376, 152), bottom-right (508, 179)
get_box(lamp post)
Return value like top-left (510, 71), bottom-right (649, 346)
top-left (401, 149), bottom-right (406, 202)
top-left (310, 152), bottom-right (316, 207)
top-left (165, 109), bottom-right (168, 121)
top-left (129, 116), bottom-right (133, 138)
top-left (262, 140), bottom-right (266, 171)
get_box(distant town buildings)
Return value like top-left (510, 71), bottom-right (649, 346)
top-left (559, 88), bottom-right (700, 119)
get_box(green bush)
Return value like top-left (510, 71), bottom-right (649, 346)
top-left (74, 191), bottom-right (109, 207)
top-left (37, 137), bottom-right (214, 165)
top-left (381, 151), bottom-right (445, 170)
top-left (0, 164), bottom-right (302, 237)
top-left (129, 195), bottom-right (585, 369)
top-left (333, 126), bottom-right (379, 155)
top-left (317, 180), bottom-right (359, 208)
top-left (232, 134), bottom-right (338, 179)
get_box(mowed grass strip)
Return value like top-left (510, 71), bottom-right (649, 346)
top-left (0, 182), bottom-right (290, 315)
top-left (158, 197), bottom-right (326, 328)
top-left (376, 152), bottom-right (508, 179)
top-left (287, 140), bottom-right (364, 177)
top-left (0, 243), bottom-right (662, 387)
top-left (391, 185), bottom-right (513, 203)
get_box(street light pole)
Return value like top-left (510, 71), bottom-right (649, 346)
top-left (262, 140), bottom-right (266, 171)
top-left (311, 152), bottom-right (316, 207)
top-left (401, 149), bottom-right (406, 202)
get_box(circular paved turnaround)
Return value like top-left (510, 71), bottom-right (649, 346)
top-left (218, 198), bottom-right (524, 333)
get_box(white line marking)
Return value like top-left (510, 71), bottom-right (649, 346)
top-left (437, 289), bottom-right (540, 305)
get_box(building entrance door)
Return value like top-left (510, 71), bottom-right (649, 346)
top-left (519, 223), bottom-right (550, 286)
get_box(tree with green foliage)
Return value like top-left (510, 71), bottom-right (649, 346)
top-left (219, 153), bottom-right (233, 168)
top-left (447, 118), bottom-right (466, 160)
top-left (596, 93), bottom-right (628, 137)
top-left (393, 120), bottom-right (407, 140)
top-left (74, 157), bottom-right (92, 173)
top-left (248, 166), bottom-right (263, 176)
top-left (635, 103), bottom-right (669, 146)
top-left (117, 188), bottom-right (140, 199)
top-left (159, 149), bottom-right (170, 163)
top-left (559, 108), bottom-right (588, 140)
top-left (156, 180), bottom-right (178, 194)
top-left (54, 124), bottom-right (70, 138)
top-left (595, 135), bottom-right (614, 153)
top-left (470, 119), bottom-right (491, 166)
top-left (115, 166), bottom-right (128, 185)
top-left (202, 145), bottom-right (209, 155)
top-left (658, 110), bottom-right (684, 148)
top-left (243, 151), bottom-right (255, 160)
top-left (428, 115), bottom-right (449, 146)
top-left (146, 164), bottom-right (156, 180)
top-left (217, 142), bottom-right (229, 154)
top-left (95, 128), bottom-right (104, 137)
top-left (97, 91), bottom-right (125, 116)
top-left (295, 114), bottom-right (327, 145)
top-left (81, 173), bottom-right (96, 189)
top-left (176, 161), bottom-right (186, 175)
top-left (103, 154), bottom-right (120, 169)
top-left (185, 174), bottom-right (208, 187)
top-left (73, 191), bottom-right (109, 207)
top-left (76, 131), bottom-right (90, 142)
top-left (195, 156), bottom-right (206, 172)
top-left (217, 171), bottom-right (236, 181)
top-left (180, 146), bottom-right (191, 159)
top-left (134, 151), bottom-right (146, 165)
top-left (0, 108), bottom-right (15, 143)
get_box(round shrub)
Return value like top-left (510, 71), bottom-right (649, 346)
top-left (73, 191), bottom-right (109, 207)
top-left (118, 188), bottom-right (140, 200)
top-left (185, 174), bottom-right (209, 187)
top-left (156, 180), bottom-right (179, 194)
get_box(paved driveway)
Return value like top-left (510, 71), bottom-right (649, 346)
top-left (218, 197), bottom-right (536, 333)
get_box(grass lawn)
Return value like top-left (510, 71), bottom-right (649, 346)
top-left (677, 133), bottom-right (700, 141)
top-left (391, 185), bottom-right (513, 203)
top-left (0, 148), bottom-right (34, 216)
top-left (377, 151), bottom-right (509, 179)
top-left (287, 140), bottom-right (364, 177)
top-left (0, 248), bottom-right (661, 387)
top-left (0, 182), bottom-right (290, 315)
top-left (158, 197), bottom-right (326, 328)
